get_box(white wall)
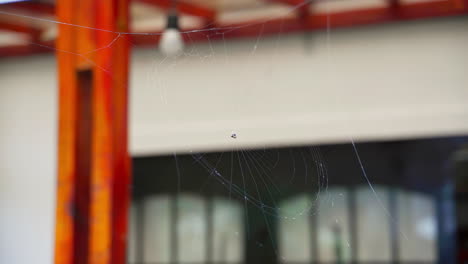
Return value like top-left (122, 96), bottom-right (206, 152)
top-left (0, 17), bottom-right (467, 264)
top-left (130, 17), bottom-right (468, 155)
top-left (0, 56), bottom-right (57, 264)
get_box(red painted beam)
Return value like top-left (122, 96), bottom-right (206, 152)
top-left (54, 0), bottom-right (130, 263)
top-left (306, 0), bottom-right (467, 29)
top-left (267, 0), bottom-right (309, 6)
top-left (137, 0), bottom-right (216, 20)
top-left (0, 1), bottom-right (55, 16)
top-left (0, 20), bottom-right (41, 39)
top-left (131, 0), bottom-right (468, 46)
top-left (389, 0), bottom-right (400, 8)
top-left (1, 0), bottom-right (467, 58)
top-left (0, 41), bottom-right (52, 58)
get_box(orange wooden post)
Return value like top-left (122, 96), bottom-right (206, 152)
top-left (54, 0), bottom-right (131, 264)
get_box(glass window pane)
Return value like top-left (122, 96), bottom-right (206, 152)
top-left (356, 186), bottom-right (391, 262)
top-left (177, 194), bottom-right (207, 263)
top-left (278, 194), bottom-right (312, 262)
top-left (318, 188), bottom-right (351, 263)
top-left (213, 198), bottom-right (244, 263)
top-left (128, 204), bottom-right (137, 263)
top-left (143, 195), bottom-right (171, 263)
top-left (398, 190), bottom-right (437, 262)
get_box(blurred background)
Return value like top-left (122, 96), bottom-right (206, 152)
top-left (0, 0), bottom-right (468, 263)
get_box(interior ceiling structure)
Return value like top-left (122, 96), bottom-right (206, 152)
top-left (0, 0), bottom-right (467, 57)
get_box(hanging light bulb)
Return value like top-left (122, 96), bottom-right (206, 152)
top-left (160, 10), bottom-right (184, 57)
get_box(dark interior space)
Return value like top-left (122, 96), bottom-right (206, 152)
top-left (130, 136), bottom-right (468, 264)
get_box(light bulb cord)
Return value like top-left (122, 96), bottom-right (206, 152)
top-left (167, 0), bottom-right (179, 29)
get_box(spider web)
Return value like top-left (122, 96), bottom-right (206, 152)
top-left (0, 1), bottom-right (396, 262)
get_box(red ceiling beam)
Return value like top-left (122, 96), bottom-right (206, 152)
top-left (0, 20), bottom-right (41, 37)
top-left (267, 0), bottom-right (309, 6)
top-left (306, 0), bottom-right (467, 29)
top-left (1, 0), bottom-right (467, 58)
top-left (136, 0), bottom-right (216, 20)
top-left (0, 1), bottom-right (55, 16)
top-left (132, 0), bottom-right (468, 45)
top-left (389, 0), bottom-right (400, 8)
top-left (0, 41), bottom-right (52, 57)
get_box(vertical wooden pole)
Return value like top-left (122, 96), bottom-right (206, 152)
top-left (54, 0), bottom-right (131, 264)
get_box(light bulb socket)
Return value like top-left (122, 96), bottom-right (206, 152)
top-left (166, 13), bottom-right (179, 30)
